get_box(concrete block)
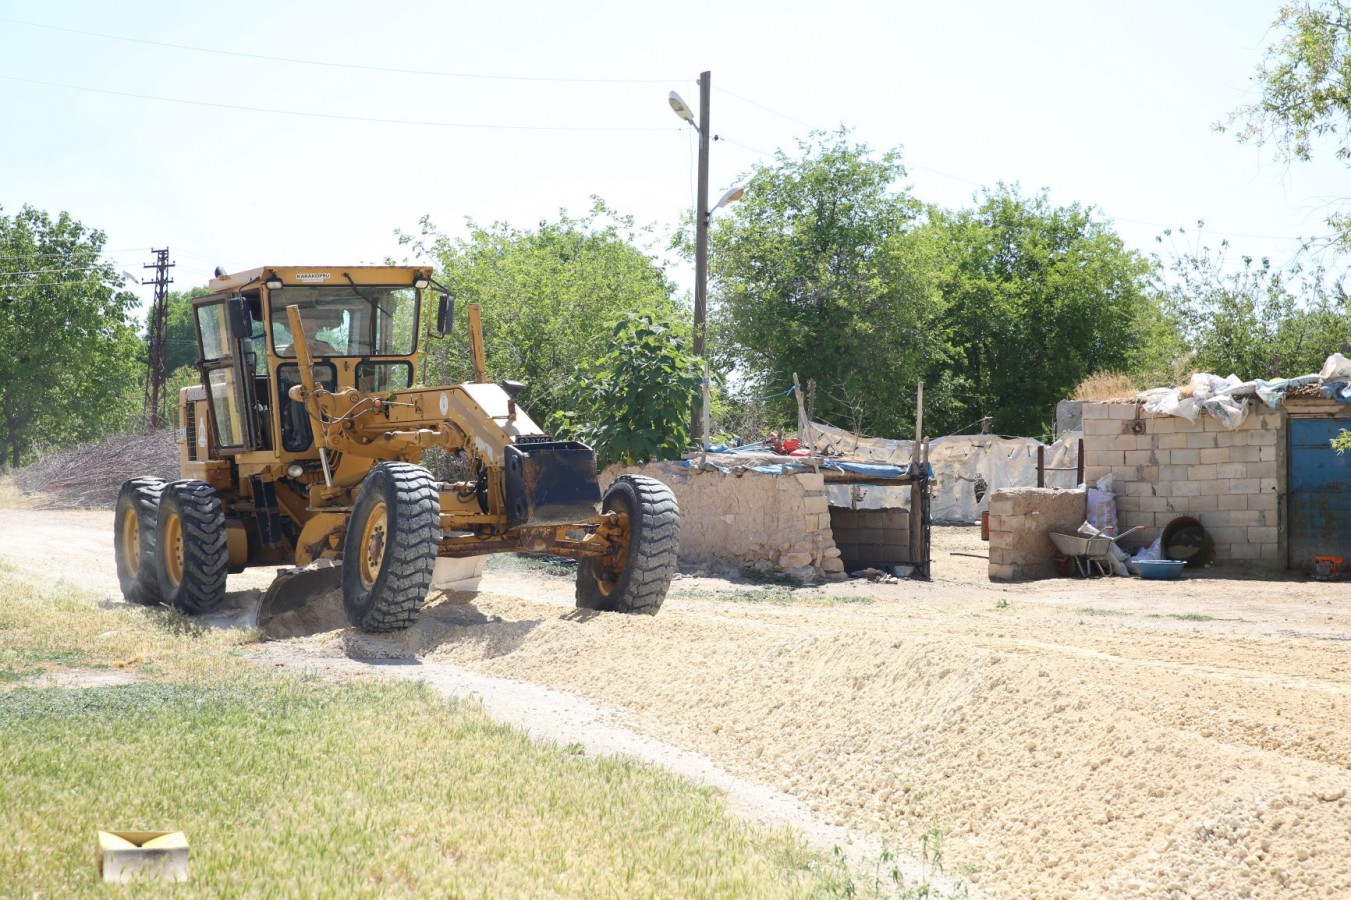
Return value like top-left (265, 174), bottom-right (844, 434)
top-left (1082, 418), bottom-right (1117, 437)
top-left (1135, 496), bottom-right (1168, 512)
top-left (1215, 462), bottom-right (1250, 479)
top-left (1186, 432), bottom-right (1218, 449)
top-left (1259, 478), bottom-right (1278, 494)
top-left (990, 530), bottom-right (1015, 550)
top-left (795, 473), bottom-right (826, 492)
top-left (1082, 466), bottom-right (1110, 485)
top-left (1188, 464), bottom-right (1217, 481)
top-left (1257, 542), bottom-right (1282, 561)
top-left (1148, 416), bottom-right (1176, 434)
top-left (1123, 449), bottom-right (1156, 466)
top-left (989, 562), bottom-right (1016, 581)
top-left (988, 547), bottom-right (1015, 566)
top-left (1217, 494), bottom-right (1248, 511)
top-left (1086, 449), bottom-right (1125, 468)
top-left (1199, 447), bottom-right (1230, 464)
top-left (1228, 446), bottom-right (1260, 463)
top-left (1207, 526), bottom-right (1248, 545)
top-left (1249, 429), bottom-right (1278, 446)
top-left (1170, 449), bottom-right (1200, 465)
top-left (803, 495), bottom-right (830, 515)
top-left (1158, 465), bottom-right (1191, 482)
top-left (1185, 495), bottom-right (1219, 512)
top-left (1081, 402), bottom-right (1110, 420)
top-left (1245, 462), bottom-right (1279, 480)
top-left (1248, 526), bottom-right (1280, 544)
top-left (1228, 478), bottom-right (1259, 494)
top-left (988, 496), bottom-right (1015, 518)
top-left (1158, 433), bottom-right (1190, 450)
top-left (1170, 481), bottom-right (1201, 497)
top-left (1107, 403), bottom-right (1139, 420)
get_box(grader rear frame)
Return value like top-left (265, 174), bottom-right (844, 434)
top-left (113, 265), bottom-right (679, 632)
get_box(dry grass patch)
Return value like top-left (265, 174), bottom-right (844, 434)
top-left (1071, 371), bottom-right (1141, 401)
top-left (0, 566), bottom-right (842, 896)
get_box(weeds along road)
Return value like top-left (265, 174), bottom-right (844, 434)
top-left (3, 508), bottom-right (1351, 898)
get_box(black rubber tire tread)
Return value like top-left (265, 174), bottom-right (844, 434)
top-left (576, 475), bottom-right (680, 615)
top-left (155, 480), bottom-right (229, 614)
top-left (342, 462), bottom-right (440, 632)
top-left (113, 477), bottom-right (166, 605)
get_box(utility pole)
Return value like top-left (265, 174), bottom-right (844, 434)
top-left (692, 69), bottom-right (711, 446)
top-left (142, 248), bottom-right (175, 429)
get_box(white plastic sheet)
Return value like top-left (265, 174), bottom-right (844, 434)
top-left (1321, 353), bottom-right (1351, 381)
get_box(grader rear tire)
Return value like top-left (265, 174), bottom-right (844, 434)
top-left (342, 462), bottom-right (440, 632)
top-left (114, 477), bottom-right (166, 605)
top-left (155, 480), bottom-right (229, 614)
top-left (576, 475), bottom-right (680, 615)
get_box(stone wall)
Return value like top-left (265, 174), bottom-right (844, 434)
top-left (1080, 401), bottom-right (1283, 568)
top-left (602, 462), bottom-right (844, 581)
top-left (829, 507), bottom-right (910, 572)
top-left (987, 487), bottom-right (1088, 581)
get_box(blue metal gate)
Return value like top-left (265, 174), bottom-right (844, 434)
top-left (1287, 417), bottom-right (1351, 570)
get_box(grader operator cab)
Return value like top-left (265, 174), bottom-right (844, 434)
top-left (114, 265), bottom-right (680, 634)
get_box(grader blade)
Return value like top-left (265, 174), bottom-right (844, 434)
top-left (256, 565), bottom-right (346, 639)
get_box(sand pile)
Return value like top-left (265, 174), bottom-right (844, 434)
top-left (405, 592), bottom-right (1351, 898)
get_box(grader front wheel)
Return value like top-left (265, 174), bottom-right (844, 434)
top-left (341, 462), bottom-right (440, 632)
top-left (576, 475), bottom-right (680, 615)
top-left (113, 477), bottom-right (166, 605)
top-left (154, 480), bottom-right (229, 614)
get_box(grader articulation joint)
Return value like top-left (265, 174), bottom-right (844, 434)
top-left (113, 265), bottom-right (680, 634)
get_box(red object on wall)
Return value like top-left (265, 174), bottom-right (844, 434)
top-left (981, 511), bottom-right (990, 541)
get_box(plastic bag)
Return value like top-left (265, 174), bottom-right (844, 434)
top-left (1321, 353), bottom-right (1351, 381)
top-left (1132, 536), bottom-right (1162, 562)
top-left (1086, 487), bottom-right (1118, 536)
top-left (1200, 395), bottom-right (1250, 429)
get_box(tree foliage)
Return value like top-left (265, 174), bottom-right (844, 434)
top-left (161, 286), bottom-right (211, 375)
top-left (930, 185), bottom-right (1159, 436)
top-left (1223, 1), bottom-right (1351, 243)
top-left (549, 313), bottom-right (700, 469)
top-left (1156, 229), bottom-right (1349, 377)
top-left (707, 130), bottom-right (954, 438)
top-left (402, 200), bottom-right (680, 425)
top-left (707, 136), bottom-right (1161, 440)
top-left (0, 206), bottom-right (142, 468)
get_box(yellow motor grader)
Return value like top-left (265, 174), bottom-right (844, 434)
top-left (113, 265), bottom-right (679, 632)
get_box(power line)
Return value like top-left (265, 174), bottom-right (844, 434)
top-left (0, 74), bottom-right (683, 132)
top-left (716, 85), bottom-right (818, 130)
top-left (0, 16), bottom-right (679, 84)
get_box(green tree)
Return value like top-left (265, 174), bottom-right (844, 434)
top-left (706, 130), bottom-right (955, 438)
top-left (401, 200), bottom-right (680, 424)
top-left (0, 205), bottom-right (142, 467)
top-left (1222, 1), bottom-right (1351, 244)
top-left (161, 286), bottom-right (211, 374)
top-left (1157, 229), bottom-right (1349, 377)
top-left (931, 185), bottom-right (1160, 436)
top-left (550, 313), bottom-right (701, 468)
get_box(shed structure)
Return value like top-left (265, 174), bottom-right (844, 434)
top-left (1080, 397), bottom-right (1351, 571)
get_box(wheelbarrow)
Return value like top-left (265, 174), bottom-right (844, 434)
top-left (1048, 526), bottom-right (1145, 577)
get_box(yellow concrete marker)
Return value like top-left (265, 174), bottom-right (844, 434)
top-left (97, 831), bottom-right (189, 883)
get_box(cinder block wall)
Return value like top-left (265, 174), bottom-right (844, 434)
top-left (1080, 401), bottom-right (1283, 568)
top-left (829, 507), bottom-right (910, 572)
top-left (603, 463), bottom-right (844, 579)
top-left (987, 488), bottom-right (1087, 581)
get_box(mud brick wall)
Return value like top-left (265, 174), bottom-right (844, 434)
top-left (1080, 401), bottom-right (1283, 569)
top-left (603, 463), bottom-right (844, 580)
top-left (829, 507), bottom-right (910, 573)
top-left (987, 487), bottom-right (1087, 581)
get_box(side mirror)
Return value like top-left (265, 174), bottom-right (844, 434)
top-left (227, 295), bottom-right (253, 340)
top-left (435, 293), bottom-right (455, 335)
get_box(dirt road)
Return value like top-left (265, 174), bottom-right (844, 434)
top-left (3, 509), bottom-right (1349, 898)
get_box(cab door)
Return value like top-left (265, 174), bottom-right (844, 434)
top-left (195, 297), bottom-right (261, 453)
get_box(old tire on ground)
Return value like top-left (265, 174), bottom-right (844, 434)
top-left (114, 477), bottom-right (166, 605)
top-left (576, 475), bottom-right (679, 614)
top-left (342, 462), bottom-right (439, 632)
top-left (154, 480), bottom-right (228, 614)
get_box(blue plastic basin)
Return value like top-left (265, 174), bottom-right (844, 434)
top-left (1135, 559), bottom-right (1187, 580)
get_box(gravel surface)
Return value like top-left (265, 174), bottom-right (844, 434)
top-left (4, 508), bottom-right (1350, 897)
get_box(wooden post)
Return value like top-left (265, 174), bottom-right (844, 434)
top-left (1077, 437), bottom-right (1085, 486)
top-left (792, 372), bottom-right (812, 453)
top-left (1037, 445), bottom-right (1046, 488)
top-left (908, 382), bottom-right (925, 570)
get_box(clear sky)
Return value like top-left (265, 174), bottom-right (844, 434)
top-left (0, 0), bottom-right (1342, 302)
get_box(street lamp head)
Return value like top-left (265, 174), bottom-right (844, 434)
top-left (668, 91), bottom-right (697, 126)
top-left (713, 185), bottom-right (746, 212)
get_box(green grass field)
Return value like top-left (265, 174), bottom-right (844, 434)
top-left (0, 564), bottom-right (844, 896)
